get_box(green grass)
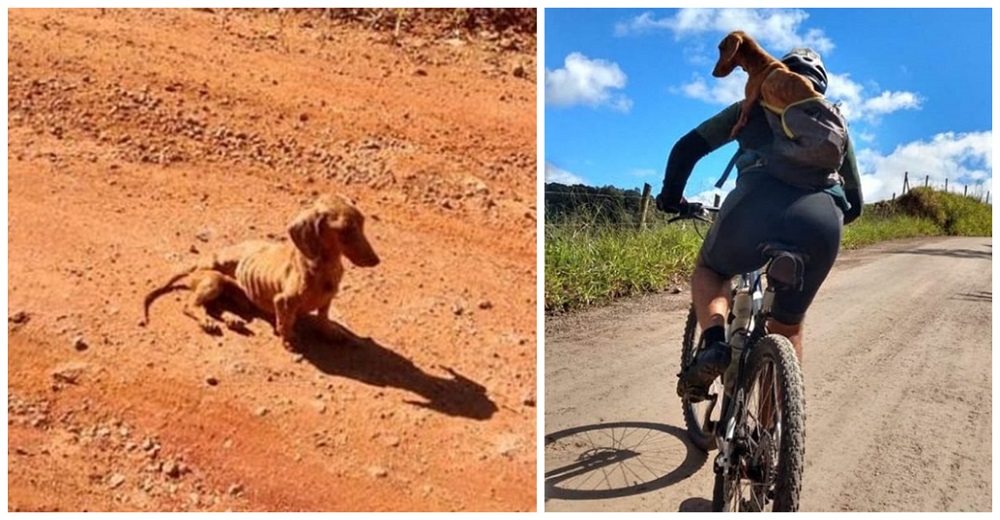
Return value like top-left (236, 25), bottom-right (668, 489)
top-left (545, 220), bottom-right (705, 312)
top-left (896, 187), bottom-right (992, 237)
top-left (840, 213), bottom-right (942, 249)
top-left (545, 188), bottom-right (991, 313)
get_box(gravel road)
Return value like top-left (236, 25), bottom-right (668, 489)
top-left (545, 236), bottom-right (992, 512)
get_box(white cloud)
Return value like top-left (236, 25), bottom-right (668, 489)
top-left (827, 73), bottom-right (923, 123)
top-left (855, 131), bottom-right (992, 202)
top-left (545, 52), bottom-right (633, 112)
top-left (862, 91), bottom-right (923, 116)
top-left (672, 71), bottom-right (747, 106)
top-left (545, 162), bottom-right (588, 186)
top-left (673, 68), bottom-right (923, 124)
top-left (616, 8), bottom-right (834, 55)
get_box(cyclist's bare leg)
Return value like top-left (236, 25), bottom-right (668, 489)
top-left (765, 318), bottom-right (803, 362)
top-left (677, 261), bottom-right (734, 399)
top-left (692, 259), bottom-right (732, 331)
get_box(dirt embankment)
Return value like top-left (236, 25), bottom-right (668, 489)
top-left (8, 8), bottom-right (537, 512)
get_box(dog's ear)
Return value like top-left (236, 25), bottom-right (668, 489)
top-left (288, 206), bottom-right (325, 260)
top-left (713, 31), bottom-right (744, 77)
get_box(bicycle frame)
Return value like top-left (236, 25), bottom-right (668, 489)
top-left (714, 266), bottom-right (775, 475)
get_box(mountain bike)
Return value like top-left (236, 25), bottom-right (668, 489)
top-left (670, 203), bottom-right (806, 512)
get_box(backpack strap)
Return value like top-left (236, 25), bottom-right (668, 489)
top-left (714, 148), bottom-right (741, 189)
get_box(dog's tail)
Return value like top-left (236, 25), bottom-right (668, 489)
top-left (140, 265), bottom-right (198, 326)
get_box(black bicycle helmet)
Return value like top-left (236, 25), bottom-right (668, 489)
top-left (781, 48), bottom-right (828, 95)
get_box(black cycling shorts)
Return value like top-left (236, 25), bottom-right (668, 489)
top-left (699, 171), bottom-right (844, 325)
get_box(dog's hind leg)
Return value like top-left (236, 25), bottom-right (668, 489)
top-left (183, 270), bottom-right (248, 335)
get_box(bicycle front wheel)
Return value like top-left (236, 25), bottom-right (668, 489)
top-left (713, 333), bottom-right (805, 512)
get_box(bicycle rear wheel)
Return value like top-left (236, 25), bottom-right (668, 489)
top-left (679, 304), bottom-right (723, 451)
top-left (713, 333), bottom-right (805, 512)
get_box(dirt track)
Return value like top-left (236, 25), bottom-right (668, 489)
top-left (8, 9), bottom-right (536, 512)
top-left (544, 236), bottom-right (992, 512)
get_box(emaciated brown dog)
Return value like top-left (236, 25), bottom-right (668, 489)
top-left (141, 194), bottom-right (380, 351)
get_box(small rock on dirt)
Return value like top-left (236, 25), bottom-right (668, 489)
top-left (72, 335), bottom-right (88, 351)
top-left (227, 483), bottom-right (244, 496)
top-left (51, 362), bottom-right (88, 385)
top-left (162, 459), bottom-right (182, 479)
top-left (367, 466), bottom-right (389, 479)
top-left (205, 376), bottom-right (219, 386)
top-left (477, 300), bottom-right (493, 310)
top-left (254, 406), bottom-right (269, 417)
top-left (108, 473), bottom-right (126, 489)
top-left (8, 310), bottom-right (30, 325)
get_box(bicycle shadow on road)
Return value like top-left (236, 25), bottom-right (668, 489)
top-left (896, 247), bottom-right (992, 260)
top-left (952, 290), bottom-right (991, 303)
top-left (544, 421), bottom-right (707, 502)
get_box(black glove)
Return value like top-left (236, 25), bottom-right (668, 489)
top-left (656, 192), bottom-right (686, 213)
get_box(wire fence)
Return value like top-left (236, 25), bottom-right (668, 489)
top-left (546, 172), bottom-right (990, 230)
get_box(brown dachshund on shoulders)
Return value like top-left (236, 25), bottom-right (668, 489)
top-left (713, 30), bottom-right (820, 139)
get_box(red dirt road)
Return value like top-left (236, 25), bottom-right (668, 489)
top-left (8, 9), bottom-right (537, 512)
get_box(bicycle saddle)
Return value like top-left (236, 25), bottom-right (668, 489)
top-left (759, 242), bottom-right (807, 291)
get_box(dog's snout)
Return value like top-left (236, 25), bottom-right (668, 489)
top-left (345, 235), bottom-right (380, 268)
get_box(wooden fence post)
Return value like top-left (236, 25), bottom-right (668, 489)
top-left (964, 185), bottom-right (968, 197)
top-left (925, 175), bottom-right (929, 187)
top-left (945, 178), bottom-right (949, 192)
top-left (714, 194), bottom-right (721, 207)
top-left (902, 171), bottom-right (910, 194)
top-left (639, 183), bottom-right (652, 230)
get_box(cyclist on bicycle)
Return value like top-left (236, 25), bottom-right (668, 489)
top-left (656, 48), bottom-right (863, 401)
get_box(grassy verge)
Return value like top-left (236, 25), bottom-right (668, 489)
top-left (840, 214), bottom-right (942, 249)
top-left (545, 221), bottom-right (704, 312)
top-left (545, 188), bottom-right (990, 313)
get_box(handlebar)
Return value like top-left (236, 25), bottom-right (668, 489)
top-left (666, 202), bottom-right (720, 224)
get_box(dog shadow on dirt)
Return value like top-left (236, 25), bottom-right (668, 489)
top-left (543, 421), bottom-right (707, 504)
top-left (293, 316), bottom-right (498, 421)
top-left (201, 293), bottom-right (498, 421)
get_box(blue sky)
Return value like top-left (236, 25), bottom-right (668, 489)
top-left (544, 8), bottom-right (993, 203)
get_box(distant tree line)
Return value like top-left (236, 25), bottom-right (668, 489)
top-left (544, 183), bottom-right (646, 224)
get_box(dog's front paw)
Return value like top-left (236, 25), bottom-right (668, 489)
top-left (199, 319), bottom-right (223, 336)
top-left (224, 316), bottom-right (249, 333)
top-left (282, 337), bottom-right (300, 353)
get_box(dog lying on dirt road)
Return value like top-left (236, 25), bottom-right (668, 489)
top-left (141, 194), bottom-right (380, 351)
top-left (712, 30), bottom-right (820, 139)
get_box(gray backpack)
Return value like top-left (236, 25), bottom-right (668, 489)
top-left (716, 97), bottom-right (849, 190)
